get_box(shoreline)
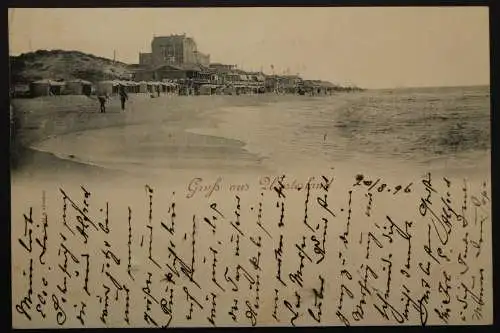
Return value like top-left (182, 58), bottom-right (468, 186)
top-left (10, 93), bottom-right (321, 182)
top-left (10, 88), bottom-right (491, 185)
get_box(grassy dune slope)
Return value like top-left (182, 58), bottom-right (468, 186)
top-left (10, 49), bottom-right (133, 83)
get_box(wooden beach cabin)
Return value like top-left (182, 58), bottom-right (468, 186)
top-left (302, 80), bottom-right (334, 95)
top-left (96, 80), bottom-right (120, 95)
top-left (146, 81), bottom-right (161, 95)
top-left (138, 81), bottom-right (148, 94)
top-left (161, 81), bottom-right (174, 94)
top-left (117, 81), bottom-right (127, 93)
top-left (129, 81), bottom-right (140, 94)
top-left (11, 83), bottom-right (31, 98)
top-left (222, 85), bottom-right (236, 95)
top-left (65, 79), bottom-right (92, 96)
top-left (165, 81), bottom-right (179, 95)
top-left (199, 84), bottom-right (208, 95)
top-left (199, 84), bottom-right (218, 95)
top-left (96, 80), bottom-right (113, 95)
top-left (238, 74), bottom-right (250, 94)
top-left (146, 82), bottom-right (155, 94)
top-left (279, 75), bottom-right (303, 94)
top-left (214, 85), bottom-right (225, 95)
top-left (319, 81), bottom-right (335, 95)
top-left (122, 81), bottom-right (138, 94)
top-left (264, 75), bottom-right (280, 93)
top-left (247, 72), bottom-right (266, 94)
top-left (302, 80), bottom-right (317, 95)
top-left (30, 79), bottom-right (66, 97)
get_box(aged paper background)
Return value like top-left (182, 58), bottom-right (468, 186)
top-left (10, 7), bottom-right (492, 328)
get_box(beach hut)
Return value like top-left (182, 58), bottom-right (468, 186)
top-left (65, 79), bottom-right (92, 96)
top-left (96, 80), bottom-right (120, 95)
top-left (96, 80), bottom-right (112, 95)
top-left (199, 84), bottom-right (213, 95)
top-left (160, 82), bottom-right (169, 94)
top-left (166, 81), bottom-right (177, 94)
top-left (223, 85), bottom-right (236, 95)
top-left (156, 82), bottom-right (163, 94)
top-left (30, 79), bottom-right (66, 97)
top-left (128, 81), bottom-right (139, 94)
top-left (146, 82), bottom-right (154, 94)
top-left (167, 82), bottom-right (180, 95)
top-left (137, 81), bottom-right (148, 94)
top-left (144, 81), bottom-right (155, 95)
top-left (112, 80), bottom-right (131, 94)
top-left (214, 85), bottom-right (225, 95)
top-left (12, 84), bottom-right (31, 98)
top-left (122, 81), bottom-right (137, 94)
top-left (117, 80), bottom-right (127, 93)
top-left (235, 84), bottom-right (250, 95)
top-left (30, 79), bottom-right (49, 97)
top-left (154, 81), bottom-right (163, 95)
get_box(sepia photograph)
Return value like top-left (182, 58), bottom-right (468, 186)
top-left (9, 7), bottom-right (490, 185)
top-left (9, 7), bottom-right (492, 328)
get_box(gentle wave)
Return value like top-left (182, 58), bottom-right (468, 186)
top-left (28, 86), bottom-right (491, 179)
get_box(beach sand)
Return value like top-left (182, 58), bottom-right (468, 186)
top-left (11, 93), bottom-right (310, 184)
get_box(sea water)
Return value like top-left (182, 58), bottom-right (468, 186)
top-left (30, 86), bottom-right (491, 182)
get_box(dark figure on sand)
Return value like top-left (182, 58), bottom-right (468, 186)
top-left (119, 85), bottom-right (128, 111)
top-left (98, 93), bottom-right (108, 113)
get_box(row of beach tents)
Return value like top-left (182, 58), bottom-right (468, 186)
top-left (26, 79), bottom-right (179, 97)
top-left (17, 78), bottom-right (345, 98)
top-left (97, 80), bottom-right (179, 95)
top-left (24, 79), bottom-right (262, 98)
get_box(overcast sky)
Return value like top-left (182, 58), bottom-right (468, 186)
top-left (8, 7), bottom-right (489, 89)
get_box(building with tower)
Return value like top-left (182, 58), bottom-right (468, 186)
top-left (139, 34), bottom-right (210, 68)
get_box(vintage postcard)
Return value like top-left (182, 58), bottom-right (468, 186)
top-left (9, 7), bottom-right (491, 328)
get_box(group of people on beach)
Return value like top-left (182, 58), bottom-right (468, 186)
top-left (97, 82), bottom-right (167, 113)
top-left (97, 84), bottom-right (128, 113)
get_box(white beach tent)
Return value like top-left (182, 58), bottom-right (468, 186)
top-left (145, 81), bottom-right (154, 93)
top-left (162, 81), bottom-right (178, 94)
top-left (121, 80), bottom-right (137, 93)
top-left (96, 80), bottom-right (120, 95)
top-left (30, 79), bottom-right (52, 97)
top-left (160, 81), bottom-right (169, 93)
top-left (147, 81), bottom-right (162, 94)
top-left (127, 81), bottom-right (139, 93)
top-left (199, 84), bottom-right (219, 95)
top-left (30, 79), bottom-right (66, 97)
top-left (199, 84), bottom-right (212, 95)
top-left (65, 79), bottom-right (93, 95)
top-left (138, 81), bottom-right (148, 93)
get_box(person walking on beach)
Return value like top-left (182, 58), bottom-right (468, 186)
top-left (98, 93), bottom-right (109, 113)
top-left (119, 84), bottom-right (128, 111)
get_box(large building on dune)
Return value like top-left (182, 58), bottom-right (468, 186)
top-left (139, 34), bottom-right (210, 68)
